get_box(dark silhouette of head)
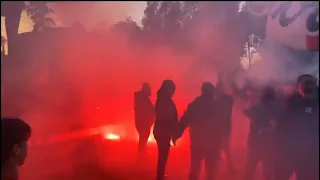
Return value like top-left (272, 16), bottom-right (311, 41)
top-left (157, 79), bottom-right (176, 98)
top-left (1, 118), bottom-right (31, 168)
top-left (142, 83), bottom-right (151, 96)
top-left (297, 74), bottom-right (317, 98)
top-left (201, 82), bottom-right (215, 99)
top-left (261, 85), bottom-right (275, 103)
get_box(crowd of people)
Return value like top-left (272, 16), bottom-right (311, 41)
top-left (1, 74), bottom-right (318, 180)
top-left (134, 74), bottom-right (319, 180)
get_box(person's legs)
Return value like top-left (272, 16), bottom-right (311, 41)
top-left (136, 127), bottom-right (151, 166)
top-left (273, 152), bottom-right (295, 180)
top-left (156, 139), bottom-right (171, 180)
top-left (243, 146), bottom-right (261, 180)
top-left (189, 147), bottom-right (203, 180)
top-left (295, 153), bottom-right (319, 180)
top-left (204, 148), bottom-right (220, 180)
top-left (222, 135), bottom-right (235, 173)
top-left (138, 127), bottom-right (151, 155)
top-left (261, 151), bottom-right (274, 180)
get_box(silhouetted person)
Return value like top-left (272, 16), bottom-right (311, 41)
top-left (134, 83), bottom-right (155, 158)
top-left (1, 118), bottom-right (31, 180)
top-left (153, 80), bottom-right (178, 180)
top-left (173, 82), bottom-right (223, 180)
top-left (215, 82), bottom-right (235, 174)
top-left (243, 86), bottom-right (276, 180)
top-left (274, 74), bottom-right (319, 180)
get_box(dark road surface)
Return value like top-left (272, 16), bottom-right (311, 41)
top-left (20, 135), bottom-right (295, 180)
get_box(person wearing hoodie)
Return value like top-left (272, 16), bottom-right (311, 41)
top-left (173, 82), bottom-right (223, 180)
top-left (274, 74), bottom-right (319, 180)
top-left (1, 118), bottom-right (31, 180)
top-left (243, 86), bottom-right (276, 180)
top-left (134, 83), bottom-right (155, 158)
top-left (153, 79), bottom-right (178, 180)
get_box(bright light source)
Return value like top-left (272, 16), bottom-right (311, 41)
top-left (147, 135), bottom-right (174, 146)
top-left (104, 133), bottom-right (120, 140)
top-left (147, 135), bottom-right (155, 143)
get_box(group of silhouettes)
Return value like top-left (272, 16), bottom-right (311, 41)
top-left (134, 74), bottom-right (319, 180)
top-left (1, 74), bottom-right (318, 180)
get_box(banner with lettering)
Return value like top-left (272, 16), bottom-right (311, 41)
top-left (246, 2), bottom-right (319, 51)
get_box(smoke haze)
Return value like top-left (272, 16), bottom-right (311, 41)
top-left (3, 2), bottom-right (317, 179)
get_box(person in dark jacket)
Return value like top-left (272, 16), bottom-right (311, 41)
top-left (243, 86), bottom-right (276, 180)
top-left (173, 82), bottom-right (223, 180)
top-left (274, 74), bottom-right (319, 180)
top-left (215, 81), bottom-right (235, 174)
top-left (1, 118), bottom-right (31, 180)
top-left (153, 79), bottom-right (178, 180)
top-left (134, 83), bottom-right (155, 157)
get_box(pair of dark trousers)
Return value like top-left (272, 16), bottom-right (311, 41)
top-left (274, 151), bottom-right (319, 180)
top-left (154, 133), bottom-right (171, 180)
top-left (189, 147), bottom-right (220, 180)
top-left (221, 135), bottom-right (235, 173)
top-left (244, 144), bottom-right (274, 180)
top-left (136, 126), bottom-right (151, 155)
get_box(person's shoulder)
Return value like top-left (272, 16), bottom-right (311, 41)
top-left (134, 91), bottom-right (143, 97)
top-left (187, 97), bottom-right (201, 109)
top-left (191, 96), bottom-right (204, 105)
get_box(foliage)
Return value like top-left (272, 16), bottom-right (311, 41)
top-left (141, 2), bottom-right (162, 32)
top-left (112, 17), bottom-right (140, 32)
top-left (25, 2), bottom-right (56, 32)
top-left (111, 17), bottom-right (142, 43)
top-left (140, 1), bottom-right (245, 77)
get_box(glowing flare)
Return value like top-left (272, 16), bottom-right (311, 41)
top-left (147, 135), bottom-right (174, 146)
top-left (147, 136), bottom-right (155, 143)
top-left (104, 133), bottom-right (120, 140)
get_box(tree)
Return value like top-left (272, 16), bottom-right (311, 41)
top-left (181, 2), bottom-right (245, 79)
top-left (25, 2), bottom-right (55, 32)
top-left (1, 1), bottom-right (26, 55)
top-left (111, 17), bottom-right (142, 43)
top-left (141, 1), bottom-right (202, 46)
top-left (1, 1), bottom-right (54, 55)
top-left (141, 2), bottom-right (162, 32)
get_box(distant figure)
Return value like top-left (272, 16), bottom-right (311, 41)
top-left (243, 86), bottom-right (276, 180)
top-left (153, 80), bottom-right (178, 180)
top-left (1, 118), bottom-right (31, 180)
top-left (173, 82), bottom-right (223, 180)
top-left (134, 83), bottom-right (155, 158)
top-left (215, 81), bottom-right (235, 174)
top-left (274, 74), bottom-right (319, 180)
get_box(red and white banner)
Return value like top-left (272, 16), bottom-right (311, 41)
top-left (247, 2), bottom-right (319, 51)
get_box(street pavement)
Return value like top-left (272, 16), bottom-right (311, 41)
top-left (20, 136), bottom-right (295, 180)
